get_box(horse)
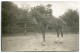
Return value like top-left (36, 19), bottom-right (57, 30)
top-left (30, 8), bottom-right (66, 45)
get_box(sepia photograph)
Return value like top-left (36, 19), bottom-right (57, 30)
top-left (1, 1), bottom-right (79, 52)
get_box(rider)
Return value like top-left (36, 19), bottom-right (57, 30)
top-left (44, 4), bottom-right (54, 29)
top-left (46, 4), bottom-right (52, 16)
top-left (44, 4), bottom-right (55, 24)
top-left (44, 4), bottom-right (55, 20)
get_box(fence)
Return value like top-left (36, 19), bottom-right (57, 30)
top-left (2, 21), bottom-right (79, 34)
top-left (2, 21), bottom-right (39, 34)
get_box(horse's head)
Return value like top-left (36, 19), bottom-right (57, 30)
top-left (30, 8), bottom-right (36, 18)
top-left (30, 7), bottom-right (43, 19)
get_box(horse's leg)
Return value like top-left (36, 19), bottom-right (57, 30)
top-left (60, 28), bottom-right (63, 43)
top-left (40, 26), bottom-right (46, 45)
top-left (55, 28), bottom-right (59, 43)
top-left (42, 30), bottom-right (45, 45)
top-left (41, 29), bottom-right (46, 45)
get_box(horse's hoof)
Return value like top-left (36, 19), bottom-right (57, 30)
top-left (60, 41), bottom-right (63, 43)
top-left (60, 40), bottom-right (63, 43)
top-left (55, 41), bottom-right (58, 43)
top-left (42, 43), bottom-right (45, 46)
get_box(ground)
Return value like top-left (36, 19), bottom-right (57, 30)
top-left (2, 32), bottom-right (79, 52)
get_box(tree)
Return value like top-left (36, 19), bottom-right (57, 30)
top-left (2, 1), bottom-right (18, 28)
top-left (2, 1), bottom-right (19, 21)
top-left (61, 9), bottom-right (79, 28)
top-left (61, 9), bottom-right (79, 33)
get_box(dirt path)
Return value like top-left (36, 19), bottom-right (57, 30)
top-left (2, 33), bottom-right (79, 52)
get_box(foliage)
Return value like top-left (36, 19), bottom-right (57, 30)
top-left (2, 1), bottom-right (30, 27)
top-left (2, 1), bottom-right (18, 21)
top-left (1, 1), bottom-right (34, 34)
top-left (61, 9), bottom-right (79, 27)
top-left (60, 9), bottom-right (79, 33)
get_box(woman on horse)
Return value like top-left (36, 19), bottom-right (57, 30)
top-left (43, 4), bottom-right (57, 27)
top-left (46, 4), bottom-right (52, 16)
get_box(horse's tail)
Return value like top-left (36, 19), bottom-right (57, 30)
top-left (60, 18), bottom-right (66, 26)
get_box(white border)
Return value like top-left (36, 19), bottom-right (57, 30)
top-left (0, 0), bottom-right (80, 1)
top-left (0, 0), bottom-right (80, 53)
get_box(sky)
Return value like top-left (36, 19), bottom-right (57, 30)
top-left (13, 1), bottom-right (79, 18)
